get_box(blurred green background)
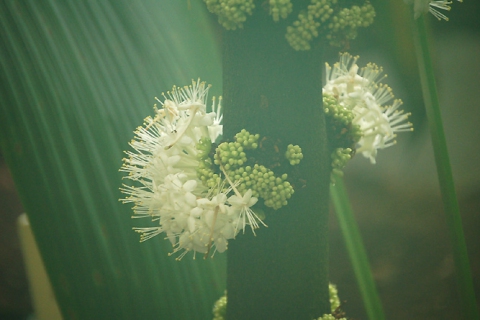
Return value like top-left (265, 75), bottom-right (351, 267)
top-left (1, 0), bottom-right (479, 319)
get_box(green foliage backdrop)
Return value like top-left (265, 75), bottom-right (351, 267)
top-left (0, 1), bottom-right (224, 318)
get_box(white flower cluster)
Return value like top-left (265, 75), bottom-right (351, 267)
top-left (323, 53), bottom-right (413, 164)
top-left (120, 80), bottom-right (264, 259)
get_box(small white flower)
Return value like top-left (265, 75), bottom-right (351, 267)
top-left (227, 188), bottom-right (267, 235)
top-left (323, 53), bottom-right (413, 164)
top-left (208, 96), bottom-right (223, 143)
top-left (218, 163), bottom-right (267, 235)
top-left (404, 0), bottom-right (462, 21)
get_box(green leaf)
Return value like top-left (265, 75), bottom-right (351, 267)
top-left (330, 176), bottom-right (385, 320)
top-left (410, 14), bottom-right (479, 320)
top-left (0, 1), bottom-right (224, 318)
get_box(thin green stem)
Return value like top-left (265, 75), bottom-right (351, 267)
top-left (330, 176), bottom-right (385, 320)
top-left (411, 15), bottom-right (479, 320)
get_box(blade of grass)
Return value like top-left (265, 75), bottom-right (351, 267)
top-left (330, 175), bottom-right (385, 320)
top-left (411, 14), bottom-right (479, 320)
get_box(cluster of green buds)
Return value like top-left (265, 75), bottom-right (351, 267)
top-left (285, 0), bottom-right (337, 50)
top-left (286, 0), bottom-right (376, 50)
top-left (196, 129), bottom-right (302, 211)
top-left (269, 0), bottom-right (293, 21)
top-left (203, 0), bottom-right (255, 30)
top-left (212, 291), bottom-right (227, 320)
top-left (331, 148), bottom-right (354, 178)
top-left (325, 2), bottom-right (376, 47)
top-left (204, 0), bottom-right (375, 50)
top-left (315, 283), bottom-right (346, 319)
top-left (329, 283), bottom-right (341, 312)
top-left (285, 144), bottom-right (304, 165)
top-left (323, 93), bottom-right (362, 179)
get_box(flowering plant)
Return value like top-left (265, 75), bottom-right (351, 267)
top-left (323, 53), bottom-right (413, 176)
top-left (120, 80), bottom-right (302, 259)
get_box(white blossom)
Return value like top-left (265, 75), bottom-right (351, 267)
top-left (120, 79), bottom-right (262, 259)
top-left (323, 53), bottom-right (413, 164)
top-left (404, 0), bottom-right (463, 21)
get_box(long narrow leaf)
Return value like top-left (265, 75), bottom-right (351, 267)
top-left (330, 176), bottom-right (385, 320)
top-left (410, 15), bottom-right (479, 320)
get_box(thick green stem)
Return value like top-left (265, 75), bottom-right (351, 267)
top-left (223, 3), bottom-right (331, 319)
top-left (411, 15), bottom-right (479, 320)
top-left (330, 176), bottom-right (386, 320)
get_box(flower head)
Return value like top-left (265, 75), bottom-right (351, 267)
top-left (323, 53), bottom-right (413, 164)
top-left (121, 80), bottom-right (281, 259)
top-left (121, 80), bottom-right (237, 259)
top-left (121, 80), bottom-right (304, 259)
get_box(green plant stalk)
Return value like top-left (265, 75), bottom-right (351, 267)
top-left (411, 15), bottom-right (479, 319)
top-left (223, 8), bottom-right (331, 317)
top-left (330, 176), bottom-right (385, 320)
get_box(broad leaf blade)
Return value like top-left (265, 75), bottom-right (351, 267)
top-left (0, 1), bottom-right (224, 319)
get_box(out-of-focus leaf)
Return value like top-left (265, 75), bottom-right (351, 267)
top-left (0, 1), bottom-right (224, 319)
top-left (410, 14), bottom-right (479, 320)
